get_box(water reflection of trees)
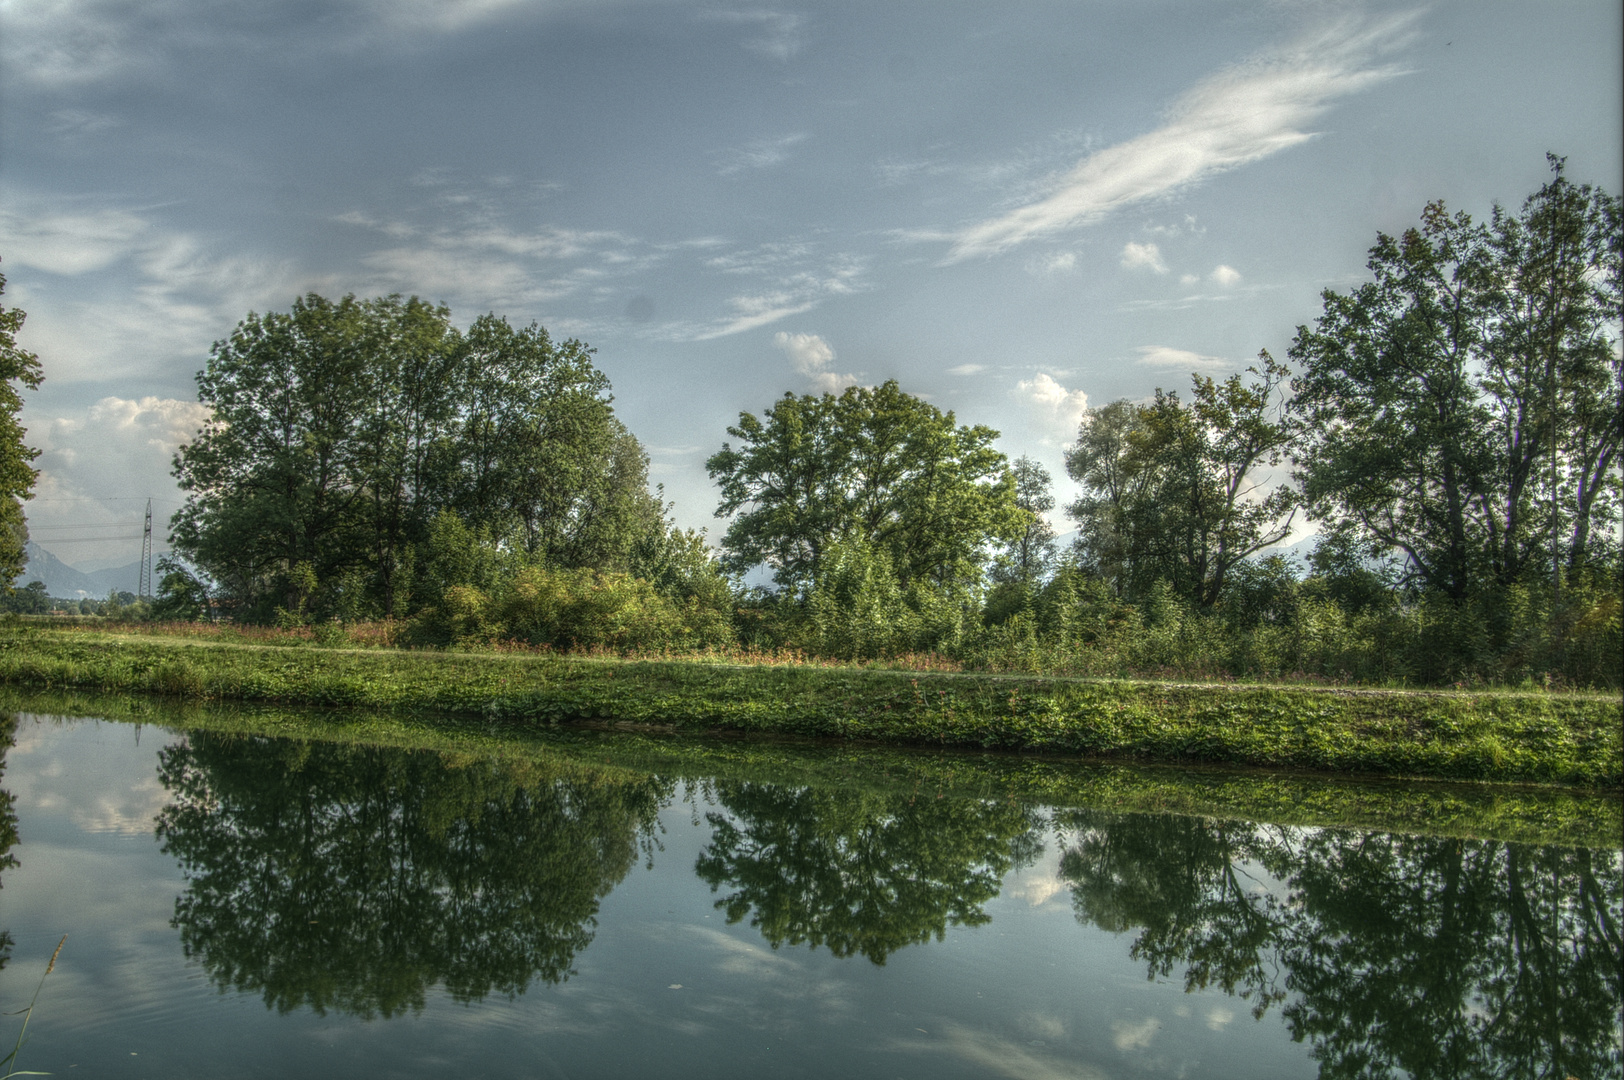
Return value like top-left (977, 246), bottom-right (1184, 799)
top-left (694, 782), bottom-right (1044, 964)
top-left (0, 714), bottom-right (18, 972)
top-left (1059, 811), bottom-right (1624, 1079)
top-left (156, 733), bottom-right (671, 1018)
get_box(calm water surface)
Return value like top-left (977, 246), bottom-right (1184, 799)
top-left (0, 711), bottom-right (1618, 1078)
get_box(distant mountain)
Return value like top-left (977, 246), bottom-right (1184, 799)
top-left (19, 542), bottom-right (160, 598)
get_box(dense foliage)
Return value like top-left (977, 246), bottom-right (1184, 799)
top-left (1290, 157), bottom-right (1621, 596)
top-left (0, 265), bottom-right (42, 590)
top-left (708, 381), bottom-right (1021, 593)
top-left (171, 294), bottom-right (669, 623)
top-left (57, 163), bottom-right (1603, 689)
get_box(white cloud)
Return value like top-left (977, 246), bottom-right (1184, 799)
top-left (716, 133), bottom-right (810, 176)
top-left (1111, 1017), bottom-right (1160, 1052)
top-left (25, 396), bottom-right (213, 566)
top-left (0, 202), bottom-right (150, 276)
top-left (1210, 264), bottom-right (1242, 286)
top-left (945, 11), bottom-right (1418, 259)
top-left (1120, 241), bottom-right (1168, 274)
top-left (773, 331), bottom-right (859, 394)
top-left (948, 363), bottom-right (985, 375)
top-left (1029, 251), bottom-right (1078, 275)
top-left (1015, 373), bottom-right (1089, 437)
top-left (937, 1026), bottom-right (1110, 1080)
top-left (684, 252), bottom-right (867, 340)
top-left (1180, 273), bottom-right (1200, 285)
top-left (1134, 345), bottom-right (1231, 371)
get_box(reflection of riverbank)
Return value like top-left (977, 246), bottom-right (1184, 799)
top-left (3, 710), bottom-right (1620, 1078)
top-left (1, 629), bottom-right (1618, 786)
top-left (5, 688), bottom-right (1619, 849)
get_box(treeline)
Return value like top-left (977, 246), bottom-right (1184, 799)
top-left (0, 581), bottom-right (142, 617)
top-left (139, 160), bottom-right (1620, 687)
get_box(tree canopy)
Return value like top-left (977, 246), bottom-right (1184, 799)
top-left (0, 263), bottom-right (43, 589)
top-left (171, 293), bottom-right (662, 621)
top-left (1066, 354), bottom-right (1296, 608)
top-left (707, 380), bottom-right (1021, 595)
top-left (1290, 157), bottom-right (1622, 599)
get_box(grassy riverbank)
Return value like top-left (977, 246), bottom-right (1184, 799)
top-left (0, 626), bottom-right (1617, 787)
top-left (7, 687), bottom-right (1620, 848)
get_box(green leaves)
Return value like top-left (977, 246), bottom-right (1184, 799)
top-left (1290, 158), bottom-right (1623, 598)
top-left (0, 268), bottom-right (42, 591)
top-left (171, 294), bottom-right (661, 622)
top-left (1067, 356), bottom-right (1297, 608)
top-left (708, 380), bottom-right (1020, 595)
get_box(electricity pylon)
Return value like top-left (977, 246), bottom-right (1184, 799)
top-left (139, 498), bottom-right (153, 600)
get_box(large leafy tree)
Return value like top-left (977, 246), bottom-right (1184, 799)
top-left (172, 293), bottom-right (660, 620)
top-left (1290, 158), bottom-right (1622, 599)
top-left (708, 380), bottom-right (1020, 594)
top-left (0, 264), bottom-right (43, 588)
top-left (1067, 354), bottom-right (1297, 608)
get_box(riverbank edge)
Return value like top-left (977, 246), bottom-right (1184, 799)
top-left (7, 687), bottom-right (1619, 849)
top-left (0, 628), bottom-right (1618, 788)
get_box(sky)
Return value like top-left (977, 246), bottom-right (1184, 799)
top-left (1, 0), bottom-right (1620, 569)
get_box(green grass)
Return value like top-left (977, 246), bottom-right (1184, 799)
top-left (8, 687), bottom-right (1620, 849)
top-left (0, 625), bottom-right (1617, 788)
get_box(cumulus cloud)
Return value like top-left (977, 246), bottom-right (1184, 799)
top-left (1120, 241), bottom-right (1168, 274)
top-left (1210, 264), bottom-right (1242, 286)
top-left (945, 11), bottom-right (1418, 259)
top-left (25, 396), bottom-right (213, 565)
top-left (773, 331), bottom-right (859, 394)
top-left (1015, 373), bottom-right (1089, 437)
top-left (1134, 345), bottom-right (1231, 371)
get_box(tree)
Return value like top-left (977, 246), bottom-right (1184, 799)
top-left (992, 455), bottom-right (1057, 585)
top-left (172, 293), bottom-right (662, 621)
top-left (708, 380), bottom-right (1021, 594)
top-left (1066, 355), bottom-right (1297, 608)
top-left (1290, 159), bottom-right (1622, 600)
top-left (0, 263), bottom-right (43, 590)
top-left (1064, 399), bottom-right (1145, 596)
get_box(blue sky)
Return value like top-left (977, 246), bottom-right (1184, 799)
top-left (1, 0), bottom-right (1619, 566)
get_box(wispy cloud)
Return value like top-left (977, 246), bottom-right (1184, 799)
top-left (773, 331), bottom-right (859, 393)
top-left (716, 134), bottom-right (810, 176)
top-left (1209, 264), bottom-right (1242, 286)
top-left (1134, 344), bottom-right (1231, 371)
top-left (944, 11), bottom-right (1419, 260)
top-left (1028, 251), bottom-right (1078, 275)
top-left (682, 250), bottom-right (867, 340)
top-left (699, 10), bottom-right (808, 60)
top-left (1120, 241), bottom-right (1168, 274)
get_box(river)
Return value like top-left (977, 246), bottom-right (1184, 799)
top-left (0, 703), bottom-right (1618, 1078)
